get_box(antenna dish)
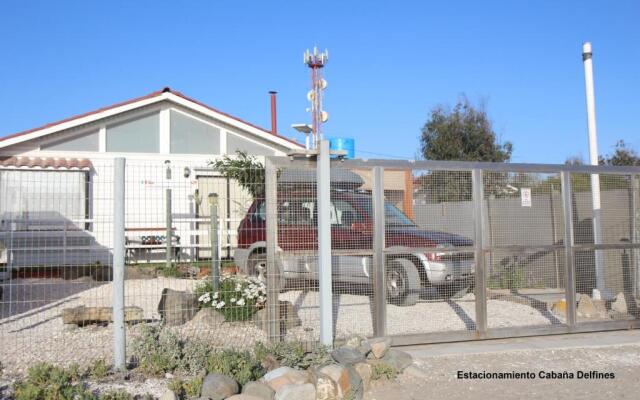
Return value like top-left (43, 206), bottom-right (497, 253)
top-left (321, 111), bottom-right (329, 122)
top-left (319, 79), bottom-right (328, 89)
top-left (307, 90), bottom-right (316, 102)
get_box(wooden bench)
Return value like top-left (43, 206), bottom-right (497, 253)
top-left (125, 228), bottom-right (181, 264)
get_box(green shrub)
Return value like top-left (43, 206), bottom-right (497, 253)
top-left (98, 389), bottom-right (132, 400)
top-left (180, 341), bottom-right (212, 375)
top-left (371, 363), bottom-right (398, 380)
top-left (168, 375), bottom-right (203, 399)
top-left (195, 277), bottom-right (266, 322)
top-left (206, 350), bottom-right (264, 385)
top-left (13, 363), bottom-right (94, 400)
top-left (253, 342), bottom-right (331, 370)
top-left (182, 376), bottom-right (203, 399)
top-left (86, 359), bottom-right (110, 379)
top-left (131, 325), bottom-right (183, 376)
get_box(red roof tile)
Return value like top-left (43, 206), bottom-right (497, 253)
top-left (0, 156), bottom-right (93, 170)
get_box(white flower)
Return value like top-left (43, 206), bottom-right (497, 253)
top-left (198, 293), bottom-right (211, 303)
top-left (213, 292), bottom-right (219, 299)
top-left (236, 298), bottom-right (245, 306)
top-left (216, 301), bottom-right (225, 309)
top-left (230, 298), bottom-right (237, 303)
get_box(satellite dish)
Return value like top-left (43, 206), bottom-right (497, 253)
top-left (321, 111), bottom-right (329, 122)
top-left (307, 90), bottom-right (315, 102)
top-left (319, 79), bottom-right (328, 89)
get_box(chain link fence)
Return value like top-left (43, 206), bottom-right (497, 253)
top-left (1, 156), bottom-right (639, 373)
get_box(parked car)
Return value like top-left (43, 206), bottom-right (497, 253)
top-left (234, 189), bottom-right (475, 306)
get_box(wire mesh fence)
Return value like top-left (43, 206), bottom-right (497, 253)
top-left (1, 156), bottom-right (639, 373)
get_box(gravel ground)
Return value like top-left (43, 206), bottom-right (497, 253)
top-left (1, 277), bottom-right (565, 375)
top-left (365, 343), bottom-right (640, 400)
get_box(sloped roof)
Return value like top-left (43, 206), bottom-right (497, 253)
top-left (0, 87), bottom-right (303, 150)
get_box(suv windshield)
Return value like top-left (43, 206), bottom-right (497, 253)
top-left (355, 198), bottom-right (416, 227)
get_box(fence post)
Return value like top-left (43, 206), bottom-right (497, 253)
top-left (317, 140), bottom-right (333, 347)
top-left (166, 188), bottom-right (172, 270)
top-left (561, 171), bottom-right (577, 328)
top-left (471, 169), bottom-right (487, 337)
top-left (631, 175), bottom-right (639, 298)
top-left (265, 157), bottom-right (281, 342)
top-left (372, 166), bottom-right (387, 337)
top-left (112, 157), bottom-right (126, 371)
top-left (209, 193), bottom-right (220, 292)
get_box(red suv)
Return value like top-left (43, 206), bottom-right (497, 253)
top-left (234, 189), bottom-right (475, 306)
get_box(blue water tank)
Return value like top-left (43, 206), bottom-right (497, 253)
top-left (329, 137), bottom-right (355, 159)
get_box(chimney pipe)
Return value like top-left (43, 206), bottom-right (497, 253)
top-left (269, 91), bottom-right (278, 135)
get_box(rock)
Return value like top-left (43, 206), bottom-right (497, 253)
top-left (279, 301), bottom-right (302, 329)
top-left (314, 372), bottom-right (339, 400)
top-left (201, 373), bottom-right (239, 400)
top-left (274, 383), bottom-right (315, 400)
top-left (379, 349), bottom-right (413, 372)
top-left (550, 299), bottom-right (566, 316)
top-left (343, 335), bottom-right (365, 349)
top-left (262, 367), bottom-right (310, 392)
top-left (344, 365), bottom-right (363, 400)
top-left (353, 362), bottom-right (372, 391)
top-left (317, 363), bottom-right (361, 399)
top-left (61, 306), bottom-right (143, 325)
top-left (254, 301), bottom-right (302, 332)
top-left (189, 308), bottom-right (225, 326)
top-left (242, 381), bottom-right (275, 400)
top-left (357, 341), bottom-right (372, 357)
top-left (158, 288), bottom-right (199, 326)
top-left (612, 293), bottom-right (628, 315)
top-left (593, 299), bottom-right (608, 318)
top-left (160, 390), bottom-right (178, 400)
top-left (368, 337), bottom-right (392, 359)
top-left (577, 294), bottom-right (597, 319)
top-left (331, 347), bottom-right (365, 365)
top-left (227, 395), bottom-right (265, 400)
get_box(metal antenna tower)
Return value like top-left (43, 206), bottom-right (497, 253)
top-left (304, 47), bottom-right (329, 148)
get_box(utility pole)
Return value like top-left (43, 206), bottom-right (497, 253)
top-left (582, 42), bottom-right (606, 297)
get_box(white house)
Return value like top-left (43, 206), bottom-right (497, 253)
top-left (0, 87), bottom-right (304, 269)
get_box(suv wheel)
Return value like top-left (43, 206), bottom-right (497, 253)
top-left (386, 258), bottom-right (420, 307)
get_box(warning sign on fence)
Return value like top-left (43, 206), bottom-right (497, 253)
top-left (521, 187), bottom-right (532, 207)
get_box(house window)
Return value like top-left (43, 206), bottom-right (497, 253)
top-left (106, 113), bottom-right (160, 153)
top-left (170, 111), bottom-right (220, 154)
top-left (227, 133), bottom-right (276, 156)
top-left (42, 130), bottom-right (99, 152)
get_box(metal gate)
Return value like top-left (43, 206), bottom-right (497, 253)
top-left (265, 156), bottom-right (640, 346)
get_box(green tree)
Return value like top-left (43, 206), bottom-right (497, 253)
top-left (599, 140), bottom-right (640, 167)
top-left (417, 97), bottom-right (513, 203)
top-left (420, 97), bottom-right (512, 162)
top-left (209, 151), bottom-right (266, 198)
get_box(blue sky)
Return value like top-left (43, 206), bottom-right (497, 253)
top-left (0, 1), bottom-right (638, 163)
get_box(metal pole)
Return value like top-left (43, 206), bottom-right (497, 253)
top-left (112, 157), bottom-right (126, 371)
top-left (265, 158), bottom-right (281, 341)
top-left (372, 166), bottom-right (387, 337)
top-left (631, 175), bottom-right (639, 297)
top-left (209, 193), bottom-right (220, 292)
top-left (549, 186), bottom-right (560, 287)
top-left (582, 42), bottom-right (606, 296)
top-left (561, 171), bottom-right (577, 327)
top-left (166, 188), bottom-right (172, 271)
top-left (317, 140), bottom-right (333, 346)
top-left (472, 169), bottom-right (487, 336)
